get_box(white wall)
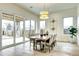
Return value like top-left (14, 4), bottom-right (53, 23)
top-left (77, 5), bottom-right (79, 45)
top-left (46, 7), bottom-right (77, 42)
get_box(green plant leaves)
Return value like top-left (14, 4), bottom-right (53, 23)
top-left (68, 26), bottom-right (77, 38)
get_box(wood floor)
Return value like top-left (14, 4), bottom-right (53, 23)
top-left (0, 41), bottom-right (79, 56)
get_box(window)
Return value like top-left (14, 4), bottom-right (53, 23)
top-left (15, 20), bottom-right (23, 43)
top-left (40, 21), bottom-right (45, 29)
top-left (25, 20), bottom-right (30, 30)
top-left (25, 20), bottom-right (35, 40)
top-left (25, 20), bottom-right (35, 30)
top-left (31, 20), bottom-right (35, 30)
top-left (63, 17), bottom-right (73, 34)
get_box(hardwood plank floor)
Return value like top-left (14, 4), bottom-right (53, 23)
top-left (0, 42), bottom-right (79, 56)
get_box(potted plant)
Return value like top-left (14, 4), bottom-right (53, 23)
top-left (68, 26), bottom-right (78, 43)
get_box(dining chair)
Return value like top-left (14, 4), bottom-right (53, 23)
top-left (35, 35), bottom-right (49, 50)
top-left (35, 39), bottom-right (42, 50)
top-left (52, 34), bottom-right (57, 47)
top-left (42, 34), bottom-right (57, 52)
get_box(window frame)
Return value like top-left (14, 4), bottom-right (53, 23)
top-left (40, 20), bottom-right (46, 30)
top-left (63, 16), bottom-right (73, 34)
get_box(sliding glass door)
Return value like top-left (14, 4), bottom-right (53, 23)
top-left (2, 14), bottom-right (24, 46)
top-left (2, 19), bottom-right (14, 46)
top-left (0, 13), bottom-right (36, 49)
top-left (25, 20), bottom-right (36, 41)
top-left (15, 17), bottom-right (24, 43)
top-left (30, 20), bottom-right (35, 36)
top-left (25, 20), bottom-right (30, 41)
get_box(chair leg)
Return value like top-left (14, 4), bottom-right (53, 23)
top-left (33, 40), bottom-right (35, 50)
top-left (36, 42), bottom-right (37, 50)
top-left (40, 42), bottom-right (41, 50)
top-left (30, 39), bottom-right (31, 48)
top-left (54, 42), bottom-right (55, 46)
top-left (44, 44), bottom-right (46, 52)
top-left (51, 45), bottom-right (53, 50)
top-left (49, 47), bottom-right (51, 52)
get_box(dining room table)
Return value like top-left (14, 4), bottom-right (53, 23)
top-left (30, 35), bottom-right (50, 50)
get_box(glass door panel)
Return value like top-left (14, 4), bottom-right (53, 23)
top-left (30, 20), bottom-right (35, 36)
top-left (15, 20), bottom-right (23, 43)
top-left (25, 20), bottom-right (36, 41)
top-left (25, 20), bottom-right (30, 41)
top-left (2, 19), bottom-right (14, 46)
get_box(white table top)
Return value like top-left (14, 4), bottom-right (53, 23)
top-left (30, 35), bottom-right (50, 40)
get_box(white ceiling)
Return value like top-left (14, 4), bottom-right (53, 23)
top-left (16, 3), bottom-right (78, 16)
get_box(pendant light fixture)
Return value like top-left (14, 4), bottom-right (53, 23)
top-left (40, 4), bottom-right (49, 19)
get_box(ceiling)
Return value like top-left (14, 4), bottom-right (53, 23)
top-left (16, 3), bottom-right (78, 16)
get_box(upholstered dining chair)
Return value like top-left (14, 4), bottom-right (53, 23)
top-left (41, 34), bottom-right (57, 52)
top-left (35, 35), bottom-right (50, 50)
top-left (35, 39), bottom-right (42, 50)
top-left (52, 34), bottom-right (57, 47)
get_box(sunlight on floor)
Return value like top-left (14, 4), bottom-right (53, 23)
top-left (2, 36), bottom-right (29, 46)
